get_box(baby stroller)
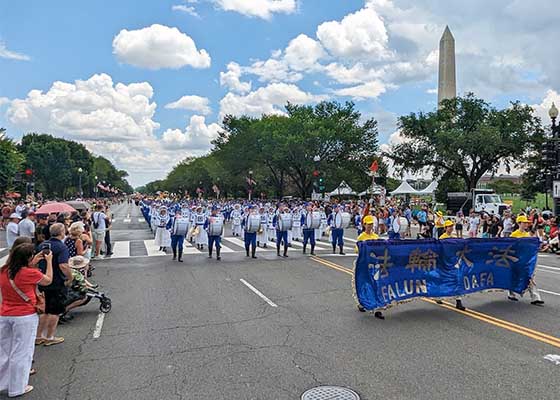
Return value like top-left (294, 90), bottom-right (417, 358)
top-left (66, 256), bottom-right (112, 313)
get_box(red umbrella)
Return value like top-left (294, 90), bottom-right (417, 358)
top-left (36, 202), bottom-right (77, 214)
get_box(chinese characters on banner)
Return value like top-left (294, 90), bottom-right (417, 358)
top-left (354, 238), bottom-right (540, 311)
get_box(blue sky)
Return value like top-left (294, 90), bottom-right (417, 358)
top-left (0, 0), bottom-right (558, 186)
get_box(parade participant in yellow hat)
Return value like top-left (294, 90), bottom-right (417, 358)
top-left (437, 219), bottom-right (466, 310)
top-left (434, 210), bottom-right (445, 238)
top-left (356, 215), bottom-right (384, 319)
top-left (508, 215), bottom-right (544, 305)
top-left (438, 220), bottom-right (455, 240)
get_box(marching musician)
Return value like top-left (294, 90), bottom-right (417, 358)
top-left (154, 206), bottom-right (172, 252)
top-left (188, 206), bottom-right (197, 243)
top-left (205, 206), bottom-right (223, 260)
top-left (231, 204), bottom-right (243, 237)
top-left (194, 206), bottom-right (208, 250)
top-left (301, 203), bottom-right (316, 255)
top-left (257, 206), bottom-right (269, 248)
top-left (355, 215), bottom-right (384, 319)
top-left (267, 206), bottom-right (276, 243)
top-left (242, 206), bottom-right (258, 259)
top-left (327, 204), bottom-right (346, 255)
top-left (170, 208), bottom-right (190, 262)
top-left (291, 206), bottom-right (302, 242)
top-left (438, 220), bottom-right (466, 310)
top-left (274, 205), bottom-right (290, 257)
top-left (507, 215), bottom-right (544, 306)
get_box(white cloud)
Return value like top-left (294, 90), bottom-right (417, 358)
top-left (316, 6), bottom-right (392, 61)
top-left (0, 42), bottom-right (30, 61)
top-left (165, 95), bottom-right (211, 115)
top-left (112, 24), bottom-right (211, 70)
top-left (333, 81), bottom-right (387, 100)
top-left (245, 57), bottom-right (302, 83)
top-left (214, 0), bottom-right (297, 20)
top-left (162, 115), bottom-right (221, 149)
top-left (283, 34), bottom-right (325, 71)
top-left (219, 62), bottom-right (251, 93)
top-left (219, 82), bottom-right (326, 120)
top-left (0, 97), bottom-right (10, 106)
top-left (531, 89), bottom-right (560, 126)
top-left (172, 4), bottom-right (200, 17)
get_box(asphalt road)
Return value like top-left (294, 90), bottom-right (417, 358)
top-left (1, 203), bottom-right (560, 400)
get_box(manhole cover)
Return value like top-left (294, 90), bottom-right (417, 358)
top-left (301, 386), bottom-right (360, 400)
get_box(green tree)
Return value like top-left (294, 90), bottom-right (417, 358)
top-left (487, 179), bottom-right (520, 195)
top-left (0, 128), bottom-right (24, 193)
top-left (386, 94), bottom-right (543, 190)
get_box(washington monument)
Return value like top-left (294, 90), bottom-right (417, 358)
top-left (438, 26), bottom-right (456, 105)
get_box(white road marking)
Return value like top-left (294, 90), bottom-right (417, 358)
top-left (143, 240), bottom-right (167, 257)
top-left (344, 236), bottom-right (357, 243)
top-left (536, 268), bottom-right (560, 275)
top-left (0, 255), bottom-right (7, 266)
top-left (93, 312), bottom-right (105, 339)
top-left (538, 264), bottom-right (560, 271)
top-left (224, 237), bottom-right (273, 252)
top-left (123, 218), bottom-right (131, 223)
top-left (540, 289), bottom-right (560, 296)
top-left (112, 241), bottom-right (130, 258)
top-left (138, 218), bottom-right (145, 223)
top-left (544, 354), bottom-right (560, 365)
top-left (239, 279), bottom-right (278, 307)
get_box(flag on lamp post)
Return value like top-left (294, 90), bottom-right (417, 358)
top-left (369, 160), bottom-right (378, 173)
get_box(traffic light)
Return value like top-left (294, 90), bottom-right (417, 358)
top-left (25, 168), bottom-right (33, 176)
top-left (318, 177), bottom-right (325, 192)
top-left (542, 142), bottom-right (557, 168)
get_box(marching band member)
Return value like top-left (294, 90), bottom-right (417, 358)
top-left (301, 203), bottom-right (316, 255)
top-left (205, 206), bottom-right (223, 260)
top-left (231, 204), bottom-right (243, 237)
top-left (507, 215), bottom-right (544, 306)
top-left (194, 206), bottom-right (208, 250)
top-left (327, 205), bottom-right (345, 255)
top-left (438, 220), bottom-right (466, 310)
top-left (170, 208), bottom-right (190, 262)
top-left (355, 215), bottom-right (384, 319)
top-left (242, 206), bottom-right (258, 259)
top-left (291, 206), bottom-right (302, 242)
top-left (354, 212), bottom-right (363, 235)
top-left (267, 206), bottom-right (276, 242)
top-left (274, 205), bottom-right (291, 257)
top-left (154, 206), bottom-right (172, 252)
top-left (316, 207), bottom-right (327, 240)
top-left (188, 206), bottom-right (197, 243)
top-left (257, 206), bottom-right (269, 248)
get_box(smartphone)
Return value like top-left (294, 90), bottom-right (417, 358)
top-left (41, 243), bottom-right (51, 255)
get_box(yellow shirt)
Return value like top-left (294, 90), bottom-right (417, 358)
top-left (357, 231), bottom-right (380, 241)
top-left (510, 229), bottom-right (530, 238)
top-left (439, 232), bottom-right (452, 239)
top-left (355, 231), bottom-right (379, 253)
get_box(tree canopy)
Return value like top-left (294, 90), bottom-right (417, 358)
top-left (146, 101), bottom-right (382, 198)
top-left (0, 131), bottom-right (133, 198)
top-left (386, 94), bottom-right (544, 191)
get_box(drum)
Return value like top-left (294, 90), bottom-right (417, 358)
top-left (278, 213), bottom-right (293, 231)
top-left (245, 215), bottom-right (261, 233)
top-left (208, 217), bottom-right (224, 236)
top-left (306, 211), bottom-right (322, 229)
top-left (335, 212), bottom-right (351, 229)
top-left (233, 217), bottom-right (241, 226)
top-left (173, 218), bottom-right (190, 236)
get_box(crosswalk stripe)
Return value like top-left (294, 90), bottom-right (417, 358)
top-left (123, 218), bottom-right (131, 223)
top-left (112, 241), bottom-right (130, 258)
top-left (183, 240), bottom-right (235, 253)
top-left (224, 237), bottom-right (273, 252)
top-left (0, 254), bottom-right (8, 266)
top-left (138, 218), bottom-right (144, 223)
top-left (344, 236), bottom-right (357, 243)
top-left (143, 240), bottom-right (166, 257)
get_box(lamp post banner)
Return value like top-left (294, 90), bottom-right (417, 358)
top-left (354, 238), bottom-right (539, 311)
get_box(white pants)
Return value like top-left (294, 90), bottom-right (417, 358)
top-left (508, 280), bottom-right (542, 302)
top-left (0, 314), bottom-right (38, 397)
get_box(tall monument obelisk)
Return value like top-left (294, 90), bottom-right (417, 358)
top-left (438, 26), bottom-right (456, 106)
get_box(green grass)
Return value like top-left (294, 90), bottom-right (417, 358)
top-left (501, 193), bottom-right (554, 213)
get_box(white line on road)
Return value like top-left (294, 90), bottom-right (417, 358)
top-left (544, 354), bottom-right (560, 365)
top-left (239, 279), bottom-right (278, 307)
top-left (537, 268), bottom-right (560, 275)
top-left (93, 313), bottom-right (105, 339)
top-left (538, 264), bottom-right (560, 271)
top-left (540, 289), bottom-right (560, 296)
top-left (123, 218), bottom-right (131, 223)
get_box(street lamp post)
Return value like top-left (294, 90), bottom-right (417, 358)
top-left (248, 170), bottom-right (254, 201)
top-left (77, 167), bottom-right (83, 197)
top-left (549, 102), bottom-right (560, 215)
top-left (94, 176), bottom-right (98, 197)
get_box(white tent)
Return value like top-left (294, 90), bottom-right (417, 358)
top-left (390, 180), bottom-right (419, 195)
top-left (329, 180), bottom-right (357, 196)
top-left (418, 181), bottom-right (438, 194)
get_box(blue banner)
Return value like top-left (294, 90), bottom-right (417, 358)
top-left (354, 238), bottom-right (539, 310)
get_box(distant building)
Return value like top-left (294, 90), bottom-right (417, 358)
top-left (477, 174), bottom-right (522, 188)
